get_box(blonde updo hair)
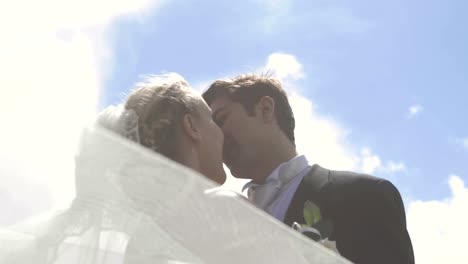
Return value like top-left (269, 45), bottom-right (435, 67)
top-left (124, 73), bottom-right (205, 161)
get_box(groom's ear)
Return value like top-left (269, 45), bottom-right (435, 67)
top-left (181, 114), bottom-right (202, 142)
top-left (255, 96), bottom-right (275, 124)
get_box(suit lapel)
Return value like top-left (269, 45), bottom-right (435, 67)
top-left (284, 164), bottom-right (331, 226)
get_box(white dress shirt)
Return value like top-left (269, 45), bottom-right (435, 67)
top-left (243, 155), bottom-right (311, 221)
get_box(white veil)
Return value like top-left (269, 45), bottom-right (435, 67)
top-left (0, 105), bottom-right (351, 264)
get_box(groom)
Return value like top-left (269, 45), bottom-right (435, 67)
top-left (203, 74), bottom-right (414, 264)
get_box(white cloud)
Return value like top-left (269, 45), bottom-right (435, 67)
top-left (385, 161), bottom-right (407, 173)
top-left (265, 53), bottom-right (304, 81)
top-left (353, 149), bottom-right (407, 175)
top-left (408, 104), bottom-right (424, 118)
top-left (0, 0), bottom-right (164, 225)
top-left (407, 175), bottom-right (468, 263)
top-left (290, 93), bottom-right (358, 171)
top-left (359, 148), bottom-right (382, 174)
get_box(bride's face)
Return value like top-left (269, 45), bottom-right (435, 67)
top-left (196, 100), bottom-right (226, 185)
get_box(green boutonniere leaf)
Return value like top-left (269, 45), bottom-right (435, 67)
top-left (303, 200), bottom-right (321, 227)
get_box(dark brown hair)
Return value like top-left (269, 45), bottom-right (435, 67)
top-left (203, 74), bottom-right (295, 146)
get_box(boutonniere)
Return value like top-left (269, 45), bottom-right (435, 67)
top-left (292, 200), bottom-right (338, 254)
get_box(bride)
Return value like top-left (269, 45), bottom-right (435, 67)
top-left (98, 72), bottom-right (226, 185)
top-left (0, 73), bottom-right (350, 264)
top-left (96, 72), bottom-right (229, 263)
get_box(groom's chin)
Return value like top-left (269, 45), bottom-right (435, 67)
top-left (228, 167), bottom-right (248, 180)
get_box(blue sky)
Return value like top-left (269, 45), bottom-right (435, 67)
top-left (102, 0), bottom-right (467, 202)
top-left (1, 0), bottom-right (467, 262)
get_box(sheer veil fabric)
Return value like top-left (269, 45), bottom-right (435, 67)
top-left (0, 107), bottom-right (351, 264)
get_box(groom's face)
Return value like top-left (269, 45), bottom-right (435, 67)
top-left (210, 96), bottom-right (265, 179)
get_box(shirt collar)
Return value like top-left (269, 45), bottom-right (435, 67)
top-left (242, 155), bottom-right (310, 192)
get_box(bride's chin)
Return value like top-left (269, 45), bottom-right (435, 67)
top-left (203, 167), bottom-right (225, 185)
top-left (214, 169), bottom-right (227, 185)
top-left (219, 172), bottom-right (227, 184)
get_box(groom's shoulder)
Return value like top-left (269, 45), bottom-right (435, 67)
top-left (329, 168), bottom-right (383, 187)
top-left (317, 166), bottom-right (399, 202)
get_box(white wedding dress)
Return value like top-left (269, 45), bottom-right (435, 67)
top-left (0, 123), bottom-right (351, 264)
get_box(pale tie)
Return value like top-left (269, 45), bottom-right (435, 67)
top-left (246, 156), bottom-right (310, 211)
top-left (247, 178), bottom-right (282, 209)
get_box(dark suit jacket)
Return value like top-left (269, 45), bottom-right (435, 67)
top-left (284, 165), bottom-right (414, 264)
